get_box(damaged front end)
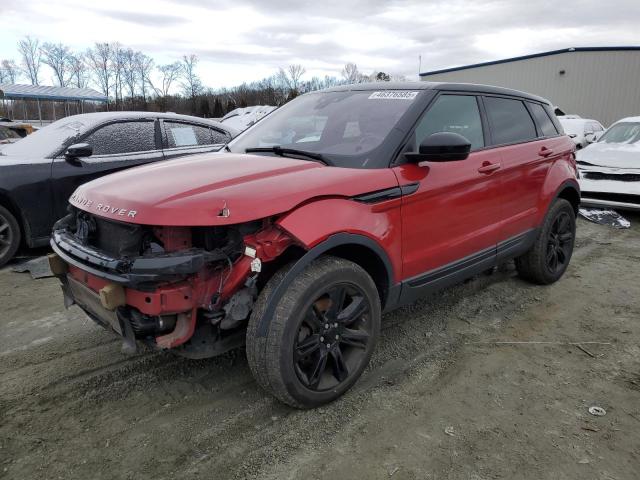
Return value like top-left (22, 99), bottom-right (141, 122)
top-left (50, 207), bottom-right (294, 357)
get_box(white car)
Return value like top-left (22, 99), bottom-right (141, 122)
top-left (558, 116), bottom-right (605, 149)
top-left (577, 116), bottom-right (640, 211)
top-left (221, 105), bottom-right (276, 132)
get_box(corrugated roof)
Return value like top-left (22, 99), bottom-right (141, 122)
top-left (0, 84), bottom-right (108, 102)
top-left (419, 46), bottom-right (640, 77)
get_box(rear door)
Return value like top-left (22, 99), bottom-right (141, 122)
top-left (393, 93), bottom-right (502, 285)
top-left (161, 120), bottom-right (232, 160)
top-left (483, 96), bottom-right (564, 245)
top-left (50, 119), bottom-right (163, 224)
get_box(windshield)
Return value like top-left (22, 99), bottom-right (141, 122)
top-left (228, 90), bottom-right (420, 168)
top-left (0, 126), bottom-right (21, 142)
top-left (0, 116), bottom-right (91, 157)
top-left (598, 122), bottom-right (640, 144)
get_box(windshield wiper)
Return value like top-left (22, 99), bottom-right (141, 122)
top-left (245, 146), bottom-right (332, 166)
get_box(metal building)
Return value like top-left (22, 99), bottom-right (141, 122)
top-left (419, 47), bottom-right (640, 126)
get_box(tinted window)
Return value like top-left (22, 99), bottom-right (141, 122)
top-left (528, 103), bottom-right (558, 137)
top-left (165, 122), bottom-right (229, 148)
top-left (414, 95), bottom-right (484, 151)
top-left (85, 121), bottom-right (156, 156)
top-left (484, 97), bottom-right (537, 145)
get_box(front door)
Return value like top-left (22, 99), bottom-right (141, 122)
top-left (393, 94), bottom-right (502, 294)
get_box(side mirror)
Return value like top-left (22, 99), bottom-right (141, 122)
top-left (65, 143), bottom-right (93, 162)
top-left (584, 133), bottom-right (596, 144)
top-left (405, 132), bottom-right (472, 163)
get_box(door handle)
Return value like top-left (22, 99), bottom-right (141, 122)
top-left (477, 161), bottom-right (501, 174)
top-left (538, 146), bottom-right (554, 157)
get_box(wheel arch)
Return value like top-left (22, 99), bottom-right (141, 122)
top-left (256, 233), bottom-right (398, 337)
top-left (554, 180), bottom-right (580, 216)
top-left (0, 189), bottom-right (27, 244)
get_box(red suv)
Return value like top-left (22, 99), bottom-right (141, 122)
top-left (51, 83), bottom-right (578, 408)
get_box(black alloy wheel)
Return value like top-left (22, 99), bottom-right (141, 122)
top-left (515, 198), bottom-right (576, 285)
top-left (293, 284), bottom-right (373, 391)
top-left (246, 256), bottom-right (381, 408)
top-left (0, 206), bottom-right (20, 267)
top-left (546, 211), bottom-right (573, 274)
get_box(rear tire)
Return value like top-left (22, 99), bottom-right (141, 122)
top-left (0, 205), bottom-right (20, 268)
top-left (515, 199), bottom-right (575, 285)
top-left (246, 256), bottom-right (381, 408)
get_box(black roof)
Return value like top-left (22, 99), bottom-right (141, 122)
top-left (319, 81), bottom-right (550, 104)
top-left (419, 46), bottom-right (640, 76)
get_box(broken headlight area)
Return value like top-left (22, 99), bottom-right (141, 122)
top-left (51, 208), bottom-right (295, 357)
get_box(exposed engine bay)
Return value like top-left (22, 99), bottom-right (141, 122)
top-left (50, 207), bottom-right (294, 358)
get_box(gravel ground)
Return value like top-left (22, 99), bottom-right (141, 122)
top-left (1, 216), bottom-right (639, 480)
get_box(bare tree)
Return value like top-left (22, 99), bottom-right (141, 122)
top-left (121, 48), bottom-right (139, 104)
top-left (341, 62), bottom-right (368, 84)
top-left (0, 60), bottom-right (19, 83)
top-left (150, 62), bottom-right (182, 110)
top-left (110, 43), bottom-right (125, 108)
top-left (41, 42), bottom-right (72, 86)
top-left (86, 43), bottom-right (113, 98)
top-left (17, 36), bottom-right (42, 85)
top-left (180, 54), bottom-right (203, 109)
top-left (278, 64), bottom-right (306, 95)
top-left (68, 52), bottom-right (88, 88)
top-left (135, 53), bottom-right (154, 104)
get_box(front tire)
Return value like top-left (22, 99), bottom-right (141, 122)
top-left (515, 198), bottom-right (576, 285)
top-left (0, 205), bottom-right (20, 268)
top-left (246, 256), bottom-right (381, 408)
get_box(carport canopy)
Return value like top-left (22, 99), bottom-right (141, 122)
top-left (0, 84), bottom-right (107, 102)
top-left (0, 84), bottom-right (108, 123)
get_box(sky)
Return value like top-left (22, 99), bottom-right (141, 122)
top-left (0, 0), bottom-right (639, 90)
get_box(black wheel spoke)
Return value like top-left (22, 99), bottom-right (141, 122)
top-left (306, 350), bottom-right (328, 389)
top-left (340, 328), bottom-right (369, 349)
top-left (0, 223), bottom-right (8, 234)
top-left (330, 346), bottom-right (349, 382)
top-left (549, 249), bottom-right (558, 271)
top-left (337, 295), bottom-right (367, 325)
top-left (546, 247), bottom-right (555, 264)
top-left (326, 286), bottom-right (347, 319)
top-left (558, 232), bottom-right (572, 243)
top-left (557, 246), bottom-right (566, 263)
top-left (295, 334), bottom-right (321, 360)
top-left (557, 214), bottom-right (570, 234)
top-left (305, 307), bottom-right (324, 332)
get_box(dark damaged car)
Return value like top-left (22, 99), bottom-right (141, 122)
top-left (0, 112), bottom-right (238, 266)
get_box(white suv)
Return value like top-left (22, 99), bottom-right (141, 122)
top-left (558, 116), bottom-right (605, 149)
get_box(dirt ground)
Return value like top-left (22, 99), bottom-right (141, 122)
top-left (1, 215), bottom-right (639, 480)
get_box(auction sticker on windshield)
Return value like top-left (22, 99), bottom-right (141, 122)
top-left (368, 91), bottom-right (419, 100)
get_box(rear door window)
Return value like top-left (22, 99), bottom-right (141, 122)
top-left (414, 94), bottom-right (485, 151)
top-left (528, 102), bottom-right (558, 137)
top-left (84, 121), bottom-right (156, 156)
top-left (164, 121), bottom-right (230, 148)
top-left (484, 97), bottom-right (537, 145)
